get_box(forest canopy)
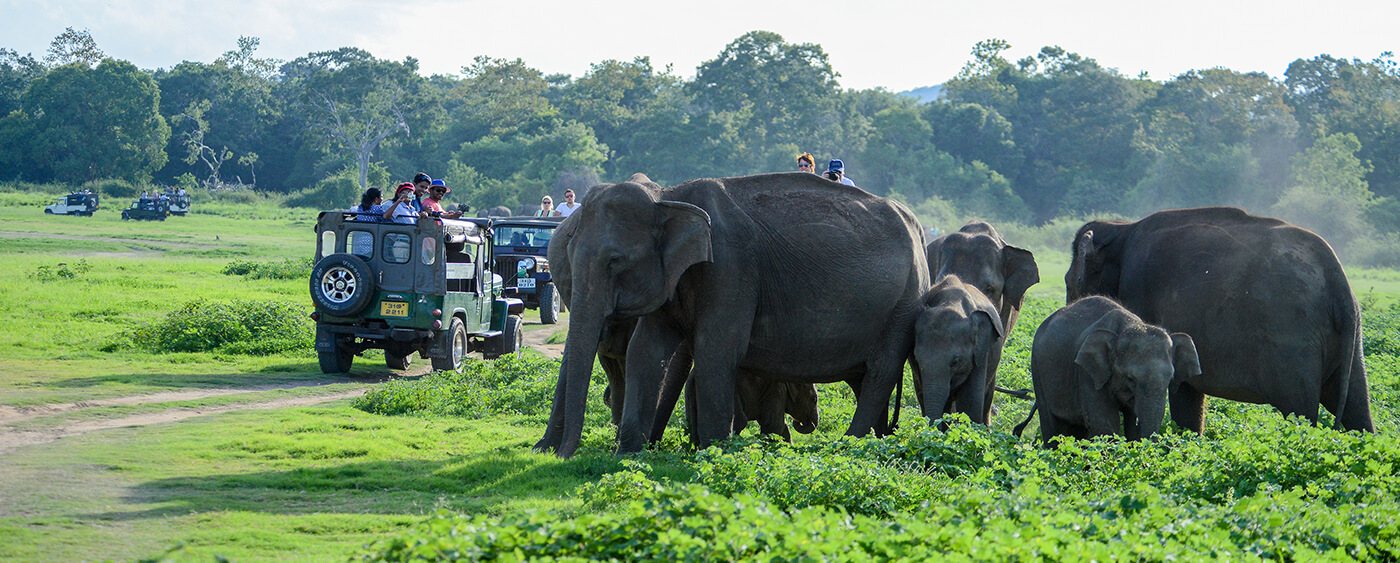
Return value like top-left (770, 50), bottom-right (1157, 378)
top-left (3, 30), bottom-right (1400, 249)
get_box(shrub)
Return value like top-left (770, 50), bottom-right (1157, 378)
top-left (28, 259), bottom-right (91, 281)
top-left (85, 178), bottom-right (140, 199)
top-left (223, 258), bottom-right (313, 280)
top-left (353, 355), bottom-right (568, 418)
top-left (116, 299), bottom-right (312, 354)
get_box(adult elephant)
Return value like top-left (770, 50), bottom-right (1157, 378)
top-left (1067, 207), bottom-right (1372, 432)
top-left (534, 172), bottom-right (929, 458)
top-left (540, 213), bottom-right (820, 442)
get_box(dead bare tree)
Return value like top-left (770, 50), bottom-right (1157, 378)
top-left (307, 84), bottom-right (410, 191)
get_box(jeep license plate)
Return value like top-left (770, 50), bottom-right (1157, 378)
top-left (517, 278), bottom-right (536, 289)
top-left (380, 302), bottom-right (409, 317)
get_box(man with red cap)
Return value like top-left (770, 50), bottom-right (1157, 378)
top-left (422, 179), bottom-right (462, 219)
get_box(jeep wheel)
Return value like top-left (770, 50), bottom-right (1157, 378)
top-left (539, 282), bottom-right (560, 324)
top-left (121, 211), bottom-right (130, 220)
top-left (318, 341), bottom-right (354, 374)
top-left (505, 315), bottom-right (524, 358)
top-left (386, 349), bottom-right (413, 370)
top-left (431, 317), bottom-right (468, 373)
top-left (310, 253), bottom-right (375, 316)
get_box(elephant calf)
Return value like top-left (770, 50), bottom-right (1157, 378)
top-left (1016, 296), bottom-right (1201, 444)
top-left (910, 276), bottom-right (1005, 425)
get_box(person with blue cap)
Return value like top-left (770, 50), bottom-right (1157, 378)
top-left (826, 159), bottom-right (857, 187)
top-left (423, 179), bottom-right (463, 219)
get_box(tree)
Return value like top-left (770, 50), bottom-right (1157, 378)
top-left (1286, 54), bottom-right (1400, 200)
top-left (22, 59), bottom-right (169, 182)
top-left (1271, 133), bottom-right (1374, 248)
top-left (0, 48), bottom-right (43, 117)
top-left (44, 27), bottom-right (104, 68)
top-left (688, 31), bottom-right (843, 172)
top-left (156, 38), bottom-right (280, 188)
top-left (288, 49), bottom-right (424, 190)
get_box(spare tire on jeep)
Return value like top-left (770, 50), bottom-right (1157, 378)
top-left (310, 253), bottom-right (376, 316)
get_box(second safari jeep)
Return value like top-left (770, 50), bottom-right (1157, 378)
top-left (309, 212), bottom-right (524, 374)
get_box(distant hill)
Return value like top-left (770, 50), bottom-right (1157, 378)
top-left (900, 84), bottom-right (943, 103)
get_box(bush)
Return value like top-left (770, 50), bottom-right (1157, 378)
top-left (1346, 233), bottom-right (1400, 269)
top-left (28, 259), bottom-right (91, 282)
top-left (115, 298), bottom-right (312, 354)
top-left (223, 258), bottom-right (313, 280)
top-left (353, 355), bottom-right (567, 418)
top-left (85, 178), bottom-right (140, 199)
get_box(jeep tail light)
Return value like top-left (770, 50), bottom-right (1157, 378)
top-left (310, 311), bottom-right (320, 321)
top-left (433, 308), bottom-right (442, 317)
top-left (432, 319), bottom-right (443, 330)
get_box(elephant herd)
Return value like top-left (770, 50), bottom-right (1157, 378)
top-left (533, 173), bottom-right (1374, 459)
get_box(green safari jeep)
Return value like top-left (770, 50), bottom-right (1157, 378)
top-left (309, 212), bottom-right (524, 374)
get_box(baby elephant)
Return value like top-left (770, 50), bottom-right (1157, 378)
top-left (911, 276), bottom-right (1006, 425)
top-left (1017, 296), bottom-right (1201, 444)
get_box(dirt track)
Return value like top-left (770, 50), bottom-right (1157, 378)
top-left (0, 321), bottom-right (569, 453)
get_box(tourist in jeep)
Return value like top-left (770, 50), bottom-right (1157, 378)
top-left (423, 179), bottom-right (463, 219)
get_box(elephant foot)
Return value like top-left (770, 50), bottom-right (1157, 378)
top-left (616, 429), bottom-right (647, 456)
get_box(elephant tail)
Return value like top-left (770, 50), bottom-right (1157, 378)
top-left (1326, 264), bottom-right (1366, 431)
top-left (995, 386), bottom-right (1034, 400)
top-left (1012, 401), bottom-right (1038, 439)
top-left (889, 368), bottom-right (903, 432)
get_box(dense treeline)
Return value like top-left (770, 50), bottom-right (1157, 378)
top-left (3, 30), bottom-right (1400, 252)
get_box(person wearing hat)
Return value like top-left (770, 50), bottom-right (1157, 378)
top-left (383, 182), bottom-right (420, 224)
top-left (423, 179), bottom-right (463, 219)
top-left (826, 159), bottom-right (857, 187)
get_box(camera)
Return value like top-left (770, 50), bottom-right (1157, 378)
top-left (825, 170), bottom-right (841, 181)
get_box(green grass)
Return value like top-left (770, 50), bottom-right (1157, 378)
top-left (2, 197), bottom-right (1400, 561)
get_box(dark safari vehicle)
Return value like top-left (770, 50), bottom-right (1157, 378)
top-left (493, 217), bottom-right (565, 324)
top-left (309, 212), bottom-right (524, 374)
top-left (121, 197), bottom-right (170, 221)
top-left (45, 192), bottom-right (100, 216)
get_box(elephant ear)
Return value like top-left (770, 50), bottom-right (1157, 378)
top-left (547, 214), bottom-right (581, 309)
top-left (1169, 332), bottom-right (1202, 393)
top-left (973, 306), bottom-right (1005, 348)
top-left (657, 201), bottom-right (713, 297)
top-left (1001, 245), bottom-right (1039, 312)
top-left (1075, 328), bottom-right (1117, 391)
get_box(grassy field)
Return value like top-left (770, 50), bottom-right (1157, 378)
top-left (1, 198), bottom-right (1397, 561)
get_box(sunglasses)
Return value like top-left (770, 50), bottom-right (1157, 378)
top-left (798, 163), bottom-right (813, 169)
top-left (430, 188), bottom-right (446, 193)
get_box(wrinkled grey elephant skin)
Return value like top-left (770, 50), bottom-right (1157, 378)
top-left (538, 214), bottom-right (819, 444)
top-left (535, 172), bottom-right (929, 458)
top-left (1021, 296), bottom-right (1201, 444)
top-left (1067, 207), bottom-right (1373, 433)
top-left (910, 276), bottom-right (1004, 425)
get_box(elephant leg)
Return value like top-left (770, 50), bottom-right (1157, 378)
top-left (1169, 383), bottom-right (1208, 434)
top-left (1083, 397), bottom-right (1122, 439)
top-left (848, 325), bottom-right (914, 437)
top-left (618, 317), bottom-right (684, 454)
top-left (533, 354), bottom-right (570, 453)
top-left (688, 323), bottom-right (752, 449)
top-left (649, 341), bottom-right (693, 443)
top-left (599, 354), bottom-right (627, 427)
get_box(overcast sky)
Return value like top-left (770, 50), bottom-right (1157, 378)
top-left (2, 0), bottom-right (1396, 92)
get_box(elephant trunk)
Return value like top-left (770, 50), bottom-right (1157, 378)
top-left (549, 292), bottom-right (609, 458)
top-left (921, 372), bottom-right (953, 425)
top-left (1134, 389), bottom-right (1169, 440)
